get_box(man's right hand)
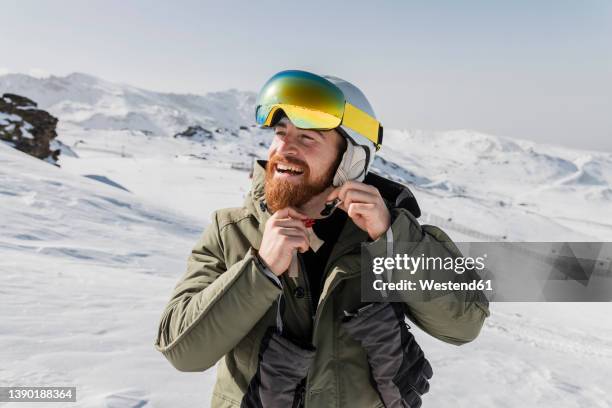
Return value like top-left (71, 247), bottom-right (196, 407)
top-left (258, 207), bottom-right (309, 276)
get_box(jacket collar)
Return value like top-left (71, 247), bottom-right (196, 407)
top-left (244, 160), bottom-right (368, 260)
top-left (243, 159), bottom-right (422, 275)
top-left (243, 160), bottom-right (272, 229)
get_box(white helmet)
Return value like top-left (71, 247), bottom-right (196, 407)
top-left (322, 75), bottom-right (381, 187)
top-left (255, 70), bottom-right (383, 187)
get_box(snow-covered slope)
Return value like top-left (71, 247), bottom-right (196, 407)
top-left (0, 72), bottom-right (256, 136)
top-left (2, 72), bottom-right (610, 241)
top-left (1, 141), bottom-right (611, 408)
top-left (1, 73), bottom-right (611, 407)
top-left (0, 142), bottom-right (216, 407)
top-left (378, 129), bottom-right (612, 241)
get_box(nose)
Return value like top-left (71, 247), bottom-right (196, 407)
top-left (276, 132), bottom-right (299, 157)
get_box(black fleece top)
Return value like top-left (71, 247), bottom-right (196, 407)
top-left (301, 208), bottom-right (348, 309)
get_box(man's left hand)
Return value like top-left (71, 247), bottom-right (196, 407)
top-left (326, 181), bottom-right (391, 241)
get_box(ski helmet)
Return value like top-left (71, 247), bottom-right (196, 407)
top-left (255, 70), bottom-right (383, 187)
top-left (322, 74), bottom-right (380, 186)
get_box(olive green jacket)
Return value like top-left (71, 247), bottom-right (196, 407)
top-left (155, 161), bottom-right (490, 407)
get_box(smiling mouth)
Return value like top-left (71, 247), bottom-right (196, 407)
top-left (275, 163), bottom-right (305, 176)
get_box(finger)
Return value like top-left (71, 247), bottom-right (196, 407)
top-left (286, 207), bottom-right (308, 220)
top-left (278, 227), bottom-right (309, 240)
top-left (325, 186), bottom-right (341, 202)
top-left (286, 235), bottom-right (309, 253)
top-left (343, 190), bottom-right (377, 207)
top-left (349, 181), bottom-right (379, 195)
top-left (347, 202), bottom-right (376, 219)
top-left (272, 207), bottom-right (308, 220)
top-left (336, 181), bottom-right (378, 201)
top-left (275, 218), bottom-right (308, 232)
top-left (342, 190), bottom-right (376, 213)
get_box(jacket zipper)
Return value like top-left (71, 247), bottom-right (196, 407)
top-left (298, 247), bottom-right (361, 334)
top-left (303, 274), bottom-right (359, 407)
top-left (297, 253), bottom-right (316, 322)
top-left (311, 274), bottom-right (358, 344)
top-left (301, 243), bottom-right (362, 407)
top-left (311, 242), bottom-right (362, 341)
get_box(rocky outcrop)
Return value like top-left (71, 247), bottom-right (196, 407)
top-left (173, 125), bottom-right (213, 140)
top-left (0, 93), bottom-right (60, 164)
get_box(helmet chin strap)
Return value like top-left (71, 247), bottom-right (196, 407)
top-left (332, 137), bottom-right (368, 187)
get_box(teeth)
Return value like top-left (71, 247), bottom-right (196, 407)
top-left (276, 163), bottom-right (303, 174)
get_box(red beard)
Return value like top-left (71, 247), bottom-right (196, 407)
top-left (264, 154), bottom-right (336, 213)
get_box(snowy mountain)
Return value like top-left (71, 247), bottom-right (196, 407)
top-left (0, 72), bottom-right (256, 136)
top-left (1, 72), bottom-right (611, 407)
top-left (3, 72), bottom-right (610, 241)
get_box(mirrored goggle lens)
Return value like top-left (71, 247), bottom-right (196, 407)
top-left (256, 104), bottom-right (342, 129)
top-left (255, 70), bottom-right (345, 128)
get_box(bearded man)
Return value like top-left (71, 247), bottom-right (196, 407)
top-left (155, 70), bottom-right (490, 408)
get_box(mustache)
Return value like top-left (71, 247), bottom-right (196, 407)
top-left (269, 154), bottom-right (308, 170)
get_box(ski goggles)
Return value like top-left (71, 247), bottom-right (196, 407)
top-left (255, 70), bottom-right (383, 150)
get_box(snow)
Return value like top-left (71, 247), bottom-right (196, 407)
top-left (0, 72), bottom-right (611, 407)
top-left (0, 112), bottom-right (34, 139)
top-left (0, 73), bottom-right (256, 138)
top-left (20, 128), bottom-right (34, 139)
top-left (0, 112), bottom-right (22, 125)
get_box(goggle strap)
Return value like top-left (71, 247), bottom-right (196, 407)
top-left (342, 102), bottom-right (382, 147)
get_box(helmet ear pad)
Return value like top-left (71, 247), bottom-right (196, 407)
top-left (332, 133), bottom-right (370, 187)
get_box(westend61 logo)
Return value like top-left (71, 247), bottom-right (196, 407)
top-left (369, 253), bottom-right (493, 294)
top-left (372, 254), bottom-right (487, 275)
top-left (363, 242), bottom-right (612, 302)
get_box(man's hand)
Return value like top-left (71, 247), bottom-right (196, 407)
top-left (326, 181), bottom-right (391, 241)
top-left (258, 207), bottom-right (309, 276)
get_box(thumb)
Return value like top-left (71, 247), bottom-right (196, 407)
top-left (286, 207), bottom-right (308, 220)
top-left (325, 187), bottom-right (341, 202)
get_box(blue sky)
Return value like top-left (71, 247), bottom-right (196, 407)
top-left (1, 0), bottom-right (611, 151)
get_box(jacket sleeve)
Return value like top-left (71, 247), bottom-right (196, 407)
top-left (363, 208), bottom-right (490, 346)
top-left (154, 211), bottom-right (282, 372)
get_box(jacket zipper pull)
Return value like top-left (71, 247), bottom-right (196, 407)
top-left (343, 302), bottom-right (376, 318)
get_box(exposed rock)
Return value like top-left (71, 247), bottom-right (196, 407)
top-left (173, 125), bottom-right (213, 140)
top-left (0, 93), bottom-right (60, 164)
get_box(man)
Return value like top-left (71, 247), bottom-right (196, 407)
top-left (155, 70), bottom-right (490, 407)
